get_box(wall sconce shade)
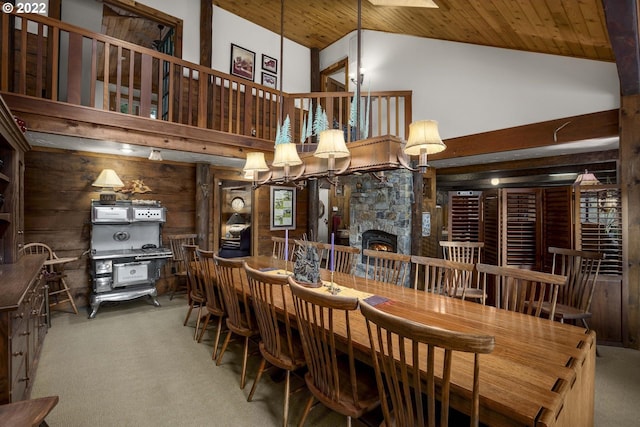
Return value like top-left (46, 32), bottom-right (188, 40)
top-left (243, 152), bottom-right (270, 172)
top-left (272, 143), bottom-right (303, 167)
top-left (574, 169), bottom-right (601, 186)
top-left (314, 129), bottom-right (350, 159)
top-left (148, 149), bottom-right (163, 161)
top-left (92, 169), bottom-right (124, 188)
top-left (405, 120), bottom-right (446, 155)
top-left (404, 120), bottom-right (446, 172)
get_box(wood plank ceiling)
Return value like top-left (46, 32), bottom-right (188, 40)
top-left (212, 0), bottom-right (614, 62)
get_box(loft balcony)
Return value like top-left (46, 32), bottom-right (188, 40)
top-left (0, 11), bottom-right (412, 170)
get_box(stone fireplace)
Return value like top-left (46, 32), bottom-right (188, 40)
top-left (343, 169), bottom-right (413, 286)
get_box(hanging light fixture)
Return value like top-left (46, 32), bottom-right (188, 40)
top-left (148, 149), bottom-right (163, 161)
top-left (403, 120), bottom-right (447, 173)
top-left (573, 169), bottom-right (601, 186)
top-left (243, 152), bottom-right (270, 186)
top-left (314, 129), bottom-right (350, 184)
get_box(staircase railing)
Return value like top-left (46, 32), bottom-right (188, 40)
top-left (1, 10), bottom-right (411, 144)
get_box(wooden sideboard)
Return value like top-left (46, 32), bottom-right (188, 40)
top-left (0, 254), bottom-right (48, 403)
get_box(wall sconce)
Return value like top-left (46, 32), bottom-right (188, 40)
top-left (92, 168), bottom-right (124, 204)
top-left (404, 120), bottom-right (447, 173)
top-left (243, 152), bottom-right (270, 187)
top-left (272, 142), bottom-right (304, 184)
top-left (148, 149), bottom-right (162, 161)
top-left (314, 129), bottom-right (351, 185)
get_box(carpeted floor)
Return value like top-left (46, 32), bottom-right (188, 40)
top-left (29, 294), bottom-right (640, 426)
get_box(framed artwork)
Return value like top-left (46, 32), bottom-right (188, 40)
top-left (270, 186), bottom-right (296, 230)
top-left (261, 72), bottom-right (277, 89)
top-left (262, 54), bottom-right (277, 73)
top-left (230, 44), bottom-right (255, 81)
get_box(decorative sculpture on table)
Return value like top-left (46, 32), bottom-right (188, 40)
top-left (293, 236), bottom-right (321, 286)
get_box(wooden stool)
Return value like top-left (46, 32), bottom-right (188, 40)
top-left (43, 264), bottom-right (79, 315)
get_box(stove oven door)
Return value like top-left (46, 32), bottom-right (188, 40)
top-left (113, 261), bottom-right (151, 287)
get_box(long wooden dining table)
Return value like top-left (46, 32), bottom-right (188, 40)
top-left (240, 256), bottom-right (595, 427)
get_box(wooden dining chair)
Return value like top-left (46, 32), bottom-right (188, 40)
top-left (272, 236), bottom-right (295, 261)
top-left (364, 249), bottom-right (411, 286)
top-left (21, 242), bottom-right (79, 314)
top-left (319, 242), bottom-right (360, 274)
top-left (440, 241), bottom-right (486, 303)
top-left (214, 255), bottom-right (259, 390)
top-left (476, 263), bottom-right (568, 318)
top-left (167, 233), bottom-right (198, 300)
top-left (545, 247), bottom-right (605, 328)
top-left (243, 264), bottom-right (306, 426)
top-left (195, 249), bottom-right (226, 360)
top-left (410, 255), bottom-right (475, 297)
top-left (288, 277), bottom-right (380, 426)
top-left (182, 244), bottom-right (206, 339)
top-left (360, 300), bottom-right (495, 427)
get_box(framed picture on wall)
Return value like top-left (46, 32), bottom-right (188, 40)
top-left (270, 186), bottom-right (296, 230)
top-left (261, 72), bottom-right (277, 89)
top-left (262, 54), bottom-right (277, 73)
top-left (230, 43), bottom-right (255, 81)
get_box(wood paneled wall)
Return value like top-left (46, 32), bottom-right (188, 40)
top-left (24, 148), bottom-right (197, 309)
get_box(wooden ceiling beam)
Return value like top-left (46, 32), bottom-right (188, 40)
top-left (436, 149), bottom-right (619, 175)
top-left (602, 0), bottom-right (640, 95)
top-left (3, 93), bottom-right (274, 159)
top-left (430, 109), bottom-right (618, 161)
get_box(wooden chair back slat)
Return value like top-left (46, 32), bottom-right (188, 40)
top-left (360, 300), bottom-right (495, 427)
top-left (288, 277), bottom-right (380, 423)
top-left (363, 249), bottom-right (411, 286)
top-left (410, 255), bottom-right (475, 298)
top-left (214, 255), bottom-right (249, 330)
top-left (272, 236), bottom-right (295, 261)
top-left (477, 263), bottom-right (567, 318)
top-left (549, 247), bottom-right (604, 313)
top-left (167, 234), bottom-right (197, 274)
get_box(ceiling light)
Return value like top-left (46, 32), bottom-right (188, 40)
top-left (491, 178), bottom-right (500, 186)
top-left (120, 144), bottom-right (133, 153)
top-left (574, 169), bottom-right (601, 186)
top-left (148, 149), bottom-right (163, 161)
top-left (368, 0), bottom-right (439, 8)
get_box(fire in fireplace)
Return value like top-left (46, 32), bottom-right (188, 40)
top-left (361, 229), bottom-right (398, 263)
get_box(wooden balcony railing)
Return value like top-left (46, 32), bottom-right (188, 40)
top-left (1, 10), bottom-right (411, 146)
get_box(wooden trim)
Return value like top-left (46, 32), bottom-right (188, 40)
top-left (602, 0), bottom-right (640, 95)
top-left (431, 110), bottom-right (619, 161)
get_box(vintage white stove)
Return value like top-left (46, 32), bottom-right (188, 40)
top-left (89, 200), bottom-right (172, 318)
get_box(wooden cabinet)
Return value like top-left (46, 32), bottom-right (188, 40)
top-left (0, 254), bottom-right (48, 403)
top-left (0, 95), bottom-right (30, 264)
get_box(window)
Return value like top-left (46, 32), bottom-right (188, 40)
top-left (576, 186), bottom-right (622, 275)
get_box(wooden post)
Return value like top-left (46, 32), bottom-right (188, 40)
top-left (196, 163), bottom-right (211, 250)
top-left (308, 179), bottom-right (319, 241)
top-left (619, 95), bottom-right (640, 348)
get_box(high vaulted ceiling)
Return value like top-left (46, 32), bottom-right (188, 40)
top-left (212, 0), bottom-right (614, 62)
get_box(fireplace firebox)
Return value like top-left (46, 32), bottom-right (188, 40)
top-left (361, 229), bottom-right (398, 263)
